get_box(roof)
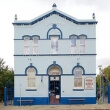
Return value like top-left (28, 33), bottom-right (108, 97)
top-left (13, 4), bottom-right (97, 26)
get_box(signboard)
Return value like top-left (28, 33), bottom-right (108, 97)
top-left (85, 77), bottom-right (94, 90)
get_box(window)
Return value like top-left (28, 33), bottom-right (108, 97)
top-left (51, 36), bottom-right (58, 54)
top-left (70, 36), bottom-right (77, 54)
top-left (49, 66), bottom-right (61, 75)
top-left (80, 36), bottom-right (85, 53)
top-left (24, 37), bottom-right (30, 54)
top-left (27, 68), bottom-right (36, 89)
top-left (32, 37), bottom-right (38, 54)
top-left (74, 67), bottom-right (83, 89)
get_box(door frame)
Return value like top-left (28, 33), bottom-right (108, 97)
top-left (49, 75), bottom-right (61, 104)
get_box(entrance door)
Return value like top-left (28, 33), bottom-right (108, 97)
top-left (49, 76), bottom-right (60, 104)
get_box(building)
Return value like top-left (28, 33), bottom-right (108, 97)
top-left (13, 4), bottom-right (97, 105)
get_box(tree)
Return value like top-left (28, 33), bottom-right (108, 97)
top-left (96, 74), bottom-right (100, 89)
top-left (0, 58), bottom-right (14, 101)
top-left (96, 65), bottom-right (110, 96)
top-left (103, 66), bottom-right (110, 82)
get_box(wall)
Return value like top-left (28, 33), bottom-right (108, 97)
top-left (14, 10), bottom-right (96, 105)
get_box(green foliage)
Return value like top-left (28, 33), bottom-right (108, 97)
top-left (96, 65), bottom-right (110, 96)
top-left (96, 74), bottom-right (100, 88)
top-left (0, 58), bottom-right (14, 101)
top-left (104, 66), bottom-right (110, 82)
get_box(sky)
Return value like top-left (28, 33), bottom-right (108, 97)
top-left (0, 0), bottom-right (110, 74)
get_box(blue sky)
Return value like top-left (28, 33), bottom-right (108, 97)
top-left (0, 0), bottom-right (110, 73)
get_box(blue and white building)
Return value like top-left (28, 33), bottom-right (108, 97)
top-left (13, 4), bottom-right (97, 105)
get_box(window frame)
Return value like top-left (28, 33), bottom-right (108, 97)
top-left (50, 35), bottom-right (59, 54)
top-left (26, 67), bottom-right (36, 90)
top-left (79, 36), bottom-right (86, 53)
top-left (74, 67), bottom-right (83, 89)
top-left (70, 36), bottom-right (77, 54)
top-left (72, 65), bottom-right (85, 90)
top-left (24, 37), bottom-right (30, 54)
top-left (32, 36), bottom-right (39, 54)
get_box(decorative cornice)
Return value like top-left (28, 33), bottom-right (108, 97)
top-left (14, 54), bottom-right (97, 56)
top-left (13, 10), bottom-right (97, 26)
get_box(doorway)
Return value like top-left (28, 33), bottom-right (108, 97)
top-left (49, 76), bottom-right (60, 104)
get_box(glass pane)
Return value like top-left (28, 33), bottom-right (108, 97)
top-left (71, 46), bottom-right (76, 53)
top-left (51, 37), bottom-right (58, 53)
top-left (74, 68), bottom-right (83, 76)
top-left (80, 45), bottom-right (85, 53)
top-left (80, 39), bottom-right (85, 45)
top-left (24, 38), bottom-right (30, 46)
top-left (74, 78), bottom-right (82, 87)
top-left (28, 78), bottom-right (35, 87)
top-left (28, 68), bottom-right (36, 74)
top-left (27, 68), bottom-right (36, 88)
top-left (33, 46), bottom-right (38, 54)
top-left (71, 39), bottom-right (76, 46)
top-left (49, 66), bottom-right (60, 75)
top-left (74, 67), bottom-right (83, 88)
top-left (24, 46), bottom-right (30, 54)
top-left (33, 38), bottom-right (38, 45)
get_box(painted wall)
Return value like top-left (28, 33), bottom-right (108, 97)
top-left (13, 7), bottom-right (97, 105)
top-left (14, 14), bottom-right (96, 39)
top-left (14, 75), bottom-right (96, 97)
top-left (14, 39), bottom-right (96, 55)
top-left (14, 76), bottom-right (48, 97)
top-left (14, 56), bottom-right (96, 75)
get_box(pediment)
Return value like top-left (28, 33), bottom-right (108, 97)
top-left (13, 4), bottom-right (97, 26)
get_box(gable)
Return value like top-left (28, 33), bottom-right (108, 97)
top-left (13, 4), bottom-right (97, 26)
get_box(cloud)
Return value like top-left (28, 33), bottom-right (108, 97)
top-left (97, 57), bottom-right (110, 68)
top-left (73, 0), bottom-right (110, 11)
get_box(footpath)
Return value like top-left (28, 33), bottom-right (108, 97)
top-left (1, 102), bottom-right (110, 110)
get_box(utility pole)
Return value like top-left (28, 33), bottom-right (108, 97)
top-left (102, 74), bottom-right (105, 102)
top-left (98, 65), bottom-right (102, 101)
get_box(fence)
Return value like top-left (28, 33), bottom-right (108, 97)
top-left (4, 80), bottom-right (14, 106)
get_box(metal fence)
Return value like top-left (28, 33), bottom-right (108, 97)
top-left (4, 80), bottom-right (14, 106)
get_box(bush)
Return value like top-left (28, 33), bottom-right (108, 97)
top-left (0, 87), bottom-right (3, 102)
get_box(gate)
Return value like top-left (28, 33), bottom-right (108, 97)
top-left (49, 76), bottom-right (60, 104)
top-left (4, 80), bottom-right (14, 106)
top-left (96, 82), bottom-right (108, 104)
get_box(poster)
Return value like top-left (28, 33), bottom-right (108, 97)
top-left (85, 77), bottom-right (94, 90)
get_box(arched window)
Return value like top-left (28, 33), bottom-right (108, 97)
top-left (48, 66), bottom-right (61, 75)
top-left (24, 37), bottom-right (30, 54)
top-left (74, 67), bottom-right (83, 89)
top-left (47, 24), bottom-right (62, 39)
top-left (49, 28), bottom-right (61, 36)
top-left (32, 36), bottom-right (39, 54)
top-left (27, 68), bottom-right (36, 89)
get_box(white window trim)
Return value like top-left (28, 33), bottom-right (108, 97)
top-left (79, 36), bottom-right (86, 53)
top-left (32, 37), bottom-right (39, 54)
top-left (27, 68), bottom-right (36, 90)
top-left (51, 36), bottom-right (58, 54)
top-left (70, 36), bottom-right (77, 54)
top-left (24, 37), bottom-right (30, 54)
top-left (73, 67), bottom-right (84, 89)
top-left (71, 38), bottom-right (77, 54)
top-left (74, 77), bottom-right (83, 89)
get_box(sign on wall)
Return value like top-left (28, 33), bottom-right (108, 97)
top-left (85, 77), bottom-right (94, 90)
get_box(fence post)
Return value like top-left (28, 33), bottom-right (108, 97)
top-left (4, 87), bottom-right (7, 106)
top-left (108, 85), bottom-right (110, 103)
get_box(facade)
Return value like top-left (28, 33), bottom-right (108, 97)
top-left (13, 4), bottom-right (97, 105)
